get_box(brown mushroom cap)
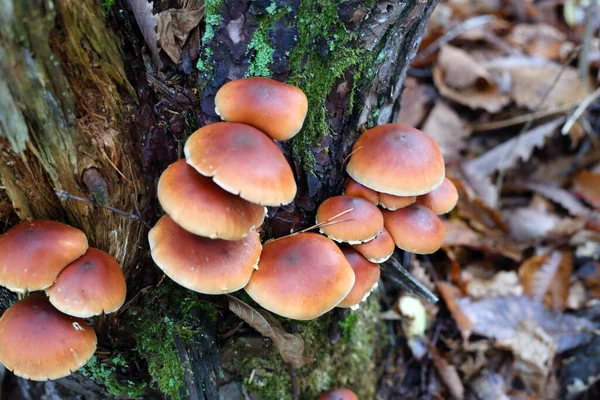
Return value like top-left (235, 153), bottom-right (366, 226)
top-left (344, 178), bottom-right (379, 206)
top-left (148, 215), bottom-right (262, 294)
top-left (317, 388), bottom-right (359, 400)
top-left (347, 124), bottom-right (445, 196)
top-left (214, 77), bottom-right (308, 141)
top-left (316, 196), bottom-right (384, 244)
top-left (184, 122), bottom-right (296, 206)
top-left (338, 248), bottom-right (380, 308)
top-left (383, 204), bottom-right (445, 254)
top-left (416, 177), bottom-right (458, 214)
top-left (0, 294), bottom-right (97, 381)
top-left (46, 248), bottom-right (127, 318)
top-left (351, 228), bottom-right (395, 263)
top-left (379, 193), bottom-right (416, 210)
top-left (244, 233), bottom-right (355, 320)
top-left (0, 220), bottom-right (88, 293)
top-left (157, 159), bottom-right (266, 240)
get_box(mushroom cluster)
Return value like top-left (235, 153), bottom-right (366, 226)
top-left (0, 220), bottom-right (127, 380)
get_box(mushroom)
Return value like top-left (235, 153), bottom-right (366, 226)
top-left (184, 122), bottom-right (296, 206)
top-left (214, 77), bottom-right (308, 141)
top-left (338, 248), bottom-right (380, 309)
top-left (46, 248), bottom-right (127, 318)
top-left (317, 388), bottom-right (359, 400)
top-left (346, 124), bottom-right (445, 196)
top-left (244, 233), bottom-right (355, 320)
top-left (0, 294), bottom-right (97, 380)
top-left (0, 220), bottom-right (88, 293)
top-left (344, 178), bottom-right (379, 206)
top-left (157, 159), bottom-right (266, 240)
top-left (148, 215), bottom-right (261, 294)
top-left (378, 192), bottom-right (416, 211)
top-left (416, 177), bottom-right (458, 215)
top-left (383, 204), bottom-right (445, 254)
top-left (316, 195), bottom-right (384, 244)
top-left (351, 227), bottom-right (395, 263)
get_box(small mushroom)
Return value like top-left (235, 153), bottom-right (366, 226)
top-left (0, 220), bottom-right (88, 293)
top-left (317, 388), bottom-right (359, 400)
top-left (338, 248), bottom-right (380, 309)
top-left (316, 195), bottom-right (383, 244)
top-left (378, 192), bottom-right (416, 211)
top-left (157, 159), bottom-right (266, 240)
top-left (148, 215), bottom-right (261, 294)
top-left (215, 77), bottom-right (308, 141)
top-left (0, 294), bottom-right (97, 380)
top-left (347, 124), bottom-right (445, 196)
top-left (244, 233), bottom-right (355, 320)
top-left (46, 248), bottom-right (127, 318)
top-left (184, 122), bottom-right (297, 206)
top-left (351, 228), bottom-right (395, 263)
top-left (383, 204), bottom-right (445, 254)
top-left (344, 177), bottom-right (379, 206)
top-left (416, 177), bottom-right (458, 214)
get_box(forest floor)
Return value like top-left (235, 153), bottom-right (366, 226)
top-left (376, 1), bottom-right (600, 399)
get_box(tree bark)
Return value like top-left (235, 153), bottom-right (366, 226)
top-left (0, 0), bottom-right (439, 399)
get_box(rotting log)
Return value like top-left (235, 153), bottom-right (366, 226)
top-left (0, 0), bottom-right (439, 398)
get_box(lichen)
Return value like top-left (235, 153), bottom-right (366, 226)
top-left (245, 28), bottom-right (274, 78)
top-left (80, 355), bottom-right (147, 398)
top-left (196, 0), bottom-right (226, 83)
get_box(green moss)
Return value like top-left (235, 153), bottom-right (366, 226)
top-left (245, 28), bottom-right (274, 78)
top-left (80, 355), bottom-right (147, 398)
top-left (101, 0), bottom-right (115, 11)
top-left (244, 355), bottom-right (292, 399)
top-left (196, 0), bottom-right (226, 84)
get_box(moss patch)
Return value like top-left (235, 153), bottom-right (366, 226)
top-left (80, 355), bottom-right (147, 398)
top-left (196, 0), bottom-right (226, 84)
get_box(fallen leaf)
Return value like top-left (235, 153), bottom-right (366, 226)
top-left (577, 261), bottom-right (600, 298)
top-left (128, 0), bottom-right (163, 69)
top-left (527, 182), bottom-right (592, 218)
top-left (397, 77), bottom-right (432, 127)
top-left (469, 371), bottom-right (510, 400)
top-left (504, 207), bottom-right (560, 242)
top-left (497, 319), bottom-right (557, 393)
top-left (572, 171), bottom-right (600, 209)
top-left (464, 118), bottom-right (564, 177)
top-left (433, 46), bottom-right (510, 113)
top-left (157, 8), bottom-right (204, 64)
top-left (430, 346), bottom-right (465, 400)
top-left (519, 251), bottom-right (573, 312)
top-left (436, 281), bottom-right (474, 341)
top-left (456, 295), bottom-right (595, 352)
top-left (460, 168), bottom-right (498, 209)
top-left (508, 24), bottom-right (566, 60)
top-left (421, 100), bottom-right (472, 162)
top-left (566, 281), bottom-right (587, 310)
top-left (467, 271), bottom-right (523, 299)
top-left (227, 296), bottom-right (313, 369)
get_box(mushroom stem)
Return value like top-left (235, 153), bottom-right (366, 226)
top-left (16, 292), bottom-right (24, 300)
top-left (96, 312), bottom-right (105, 333)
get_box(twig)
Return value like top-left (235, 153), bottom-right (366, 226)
top-left (493, 46), bottom-right (581, 207)
top-left (579, 0), bottom-right (598, 87)
top-left (417, 15), bottom-right (496, 59)
top-left (287, 363), bottom-right (299, 400)
top-left (472, 103), bottom-right (577, 132)
top-left (55, 190), bottom-right (151, 228)
top-left (561, 86), bottom-right (600, 135)
top-left (266, 208), bottom-right (355, 243)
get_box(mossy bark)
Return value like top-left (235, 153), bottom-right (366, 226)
top-left (0, 0), bottom-right (438, 398)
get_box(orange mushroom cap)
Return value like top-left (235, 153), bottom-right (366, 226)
top-left (317, 388), bottom-right (359, 400)
top-left (148, 215), bottom-right (262, 294)
top-left (416, 177), bottom-right (458, 214)
top-left (0, 220), bottom-right (88, 293)
top-left (344, 178), bottom-right (379, 206)
top-left (351, 227), bottom-right (395, 263)
top-left (157, 159), bottom-right (266, 240)
top-left (184, 122), bottom-right (296, 206)
top-left (316, 196), bottom-right (384, 244)
top-left (46, 248), bottom-right (127, 318)
top-left (383, 204), bottom-right (445, 254)
top-left (338, 248), bottom-right (380, 309)
top-left (379, 193), bottom-right (416, 210)
top-left (244, 233), bottom-right (355, 320)
top-left (0, 294), bottom-right (97, 381)
top-left (347, 124), bottom-right (445, 196)
top-left (214, 77), bottom-right (308, 141)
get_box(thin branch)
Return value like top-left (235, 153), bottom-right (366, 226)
top-left (579, 0), bottom-right (598, 87)
top-left (472, 103), bottom-right (577, 132)
top-left (55, 190), bottom-right (151, 228)
top-left (561, 86), bottom-right (600, 135)
top-left (266, 208), bottom-right (355, 244)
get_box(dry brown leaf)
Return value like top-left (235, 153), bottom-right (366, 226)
top-left (430, 346), bottom-right (465, 400)
top-left (578, 261), bottom-right (600, 298)
top-left (433, 46), bottom-right (510, 113)
top-left (464, 118), bottom-right (563, 177)
top-left (460, 168), bottom-right (498, 209)
top-left (469, 371), bottom-right (510, 400)
top-left (421, 100), bottom-right (472, 162)
top-left (527, 182), bottom-right (591, 218)
top-left (228, 296), bottom-right (313, 369)
top-left (497, 319), bottom-right (557, 393)
top-left (436, 281), bottom-right (474, 341)
top-left (397, 77), bottom-right (431, 127)
top-left (467, 271), bottom-right (523, 299)
top-left (519, 251), bottom-right (573, 312)
top-left (157, 8), bottom-right (204, 64)
top-left (504, 207), bottom-right (560, 241)
top-left (456, 295), bottom-right (595, 353)
top-left (486, 57), bottom-right (591, 109)
top-left (566, 280), bottom-right (587, 310)
top-left (572, 171), bottom-right (600, 209)
top-left (128, 0), bottom-right (163, 69)
top-left (508, 24), bottom-right (566, 60)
